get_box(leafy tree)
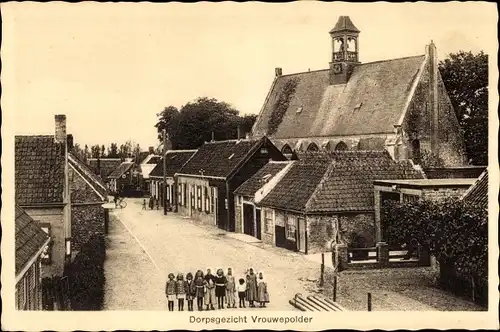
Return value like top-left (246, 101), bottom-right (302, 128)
top-left (84, 144), bottom-right (90, 160)
top-left (100, 145), bottom-right (106, 158)
top-left (90, 145), bottom-right (101, 158)
top-left (439, 51), bottom-right (488, 165)
top-left (107, 143), bottom-right (119, 158)
top-left (155, 97), bottom-right (258, 149)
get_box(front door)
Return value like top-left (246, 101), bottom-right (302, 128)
top-left (255, 208), bottom-right (262, 240)
top-left (243, 203), bottom-right (254, 237)
top-left (297, 217), bottom-right (306, 253)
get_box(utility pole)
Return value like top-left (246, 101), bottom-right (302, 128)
top-left (163, 129), bottom-right (168, 216)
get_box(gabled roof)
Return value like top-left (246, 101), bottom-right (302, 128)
top-left (15, 135), bottom-right (65, 205)
top-left (178, 138), bottom-right (267, 179)
top-left (108, 162), bottom-right (135, 179)
top-left (234, 161), bottom-right (290, 197)
top-left (146, 156), bottom-right (161, 164)
top-left (259, 151), bottom-right (424, 213)
top-left (88, 158), bottom-right (122, 178)
top-left (330, 16), bottom-right (360, 34)
top-left (15, 205), bottom-right (50, 276)
top-left (137, 151), bottom-right (150, 164)
top-left (69, 153), bottom-right (108, 201)
top-left (149, 150), bottom-right (197, 179)
top-left (462, 169), bottom-right (488, 209)
top-left (252, 55), bottom-right (426, 139)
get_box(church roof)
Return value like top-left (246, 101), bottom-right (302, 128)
top-left (252, 55), bottom-right (426, 139)
top-left (461, 168), bottom-right (488, 209)
top-left (330, 16), bottom-right (360, 34)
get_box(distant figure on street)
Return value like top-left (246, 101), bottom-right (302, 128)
top-left (176, 273), bottom-right (186, 311)
top-left (237, 278), bottom-right (246, 308)
top-left (214, 269), bottom-right (227, 309)
top-left (194, 270), bottom-right (205, 311)
top-left (142, 199), bottom-right (147, 210)
top-left (257, 272), bottom-right (269, 308)
top-left (156, 197), bottom-right (160, 210)
top-left (225, 268), bottom-right (236, 309)
top-left (113, 192), bottom-right (120, 208)
top-left (246, 268), bottom-right (258, 307)
top-left (185, 273), bottom-right (196, 312)
top-left (204, 269), bottom-right (216, 310)
top-left (165, 273), bottom-right (176, 311)
top-left (149, 196), bottom-right (154, 210)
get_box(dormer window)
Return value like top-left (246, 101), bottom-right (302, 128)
top-left (260, 148), bottom-right (268, 154)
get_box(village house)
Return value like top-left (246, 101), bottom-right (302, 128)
top-left (235, 151), bottom-right (423, 254)
top-left (175, 136), bottom-right (286, 231)
top-left (15, 115), bottom-right (108, 279)
top-left (88, 157), bottom-right (122, 186)
top-left (148, 149), bottom-right (197, 210)
top-left (250, 16), bottom-right (467, 168)
top-left (137, 151), bottom-right (161, 192)
top-left (107, 158), bottom-right (142, 195)
top-left (15, 205), bottom-right (51, 310)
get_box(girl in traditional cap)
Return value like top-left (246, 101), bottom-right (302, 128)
top-left (225, 268), bottom-right (236, 309)
top-left (176, 273), bottom-right (186, 311)
top-left (165, 273), bottom-right (177, 311)
top-left (257, 272), bottom-right (269, 308)
top-left (204, 268), bottom-right (216, 310)
top-left (185, 272), bottom-right (196, 311)
top-left (194, 270), bottom-right (205, 311)
top-left (246, 268), bottom-right (258, 308)
top-left (214, 268), bottom-right (227, 309)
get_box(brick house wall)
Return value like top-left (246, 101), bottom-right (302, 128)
top-left (421, 187), bottom-right (468, 202)
top-left (260, 207), bottom-right (275, 246)
top-left (23, 208), bottom-right (64, 278)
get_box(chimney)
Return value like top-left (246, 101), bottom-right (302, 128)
top-left (275, 67), bottom-right (282, 77)
top-left (149, 146), bottom-right (155, 154)
top-left (66, 134), bottom-right (74, 151)
top-left (427, 41), bottom-right (439, 153)
top-left (55, 114), bottom-right (67, 144)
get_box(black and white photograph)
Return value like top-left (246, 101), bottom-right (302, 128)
top-left (1, 2), bottom-right (498, 330)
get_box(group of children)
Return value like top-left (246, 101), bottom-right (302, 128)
top-left (142, 196), bottom-right (160, 210)
top-left (165, 268), bottom-right (269, 311)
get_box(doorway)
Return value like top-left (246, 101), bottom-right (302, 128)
top-left (297, 218), bottom-right (306, 253)
top-left (243, 203), bottom-right (255, 237)
top-left (255, 208), bottom-right (262, 240)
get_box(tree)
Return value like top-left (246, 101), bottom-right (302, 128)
top-left (107, 143), bottom-right (119, 158)
top-left (439, 51), bottom-right (488, 165)
top-left (155, 97), bottom-right (258, 150)
top-left (90, 145), bottom-right (101, 158)
top-left (132, 143), bottom-right (141, 164)
top-left (101, 145), bottom-right (106, 158)
top-left (84, 144), bottom-right (90, 160)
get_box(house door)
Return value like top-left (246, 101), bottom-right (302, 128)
top-left (297, 218), bottom-right (306, 253)
top-left (255, 208), bottom-right (262, 240)
top-left (243, 203), bottom-right (255, 237)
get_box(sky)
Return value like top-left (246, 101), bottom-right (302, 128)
top-left (2, 2), bottom-right (497, 149)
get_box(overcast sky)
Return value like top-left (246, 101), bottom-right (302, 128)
top-left (2, 2), bottom-right (496, 149)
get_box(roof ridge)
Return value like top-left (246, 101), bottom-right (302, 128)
top-left (166, 149), bottom-right (198, 153)
top-left (304, 159), bottom-right (336, 212)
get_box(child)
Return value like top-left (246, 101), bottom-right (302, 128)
top-left (204, 269), bottom-right (216, 310)
top-left (185, 272), bottom-right (196, 311)
top-left (225, 268), bottom-right (236, 309)
top-left (194, 270), bottom-right (205, 311)
top-left (156, 197), bottom-right (160, 210)
top-left (257, 272), bottom-right (269, 308)
top-left (165, 273), bottom-right (176, 311)
top-left (246, 268), bottom-right (258, 308)
top-left (142, 198), bottom-right (147, 210)
top-left (237, 278), bottom-right (246, 308)
top-left (176, 273), bottom-right (186, 311)
top-left (214, 268), bottom-right (227, 309)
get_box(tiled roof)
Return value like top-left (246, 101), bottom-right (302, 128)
top-left (234, 161), bottom-right (290, 197)
top-left (252, 55), bottom-right (426, 139)
top-left (137, 151), bottom-right (150, 164)
top-left (306, 151), bottom-right (424, 213)
top-left (149, 150), bottom-right (197, 179)
top-left (178, 138), bottom-right (265, 179)
top-left (15, 135), bottom-right (65, 205)
top-left (330, 16), bottom-right (360, 33)
top-left (146, 156), bottom-right (161, 164)
top-left (462, 169), bottom-right (488, 209)
top-left (88, 158), bottom-right (122, 178)
top-left (15, 205), bottom-right (50, 276)
top-left (69, 153), bottom-right (108, 200)
top-left (259, 151), bottom-right (424, 213)
top-left (108, 162), bottom-right (135, 179)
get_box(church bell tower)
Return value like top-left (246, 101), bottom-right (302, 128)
top-left (329, 16), bottom-right (360, 85)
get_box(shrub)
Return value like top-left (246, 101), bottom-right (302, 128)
top-left (64, 234), bottom-right (106, 310)
top-left (267, 77), bottom-right (299, 136)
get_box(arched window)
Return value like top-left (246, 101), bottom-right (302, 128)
top-left (411, 139), bottom-right (421, 164)
top-left (307, 142), bottom-right (319, 151)
top-left (281, 144), bottom-right (293, 155)
top-left (335, 141), bottom-right (348, 151)
top-left (323, 141), bottom-right (332, 151)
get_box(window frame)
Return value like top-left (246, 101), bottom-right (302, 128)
top-left (264, 209), bottom-right (274, 234)
top-left (39, 223), bottom-right (52, 265)
top-left (197, 186), bottom-right (202, 211)
top-left (285, 214), bottom-right (297, 241)
top-left (205, 187), bottom-right (210, 213)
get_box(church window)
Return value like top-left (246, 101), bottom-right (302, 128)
top-left (335, 141), bottom-right (348, 151)
top-left (281, 144), bottom-right (293, 155)
top-left (307, 143), bottom-right (319, 151)
top-left (411, 139), bottom-right (421, 164)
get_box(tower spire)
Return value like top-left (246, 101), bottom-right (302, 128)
top-left (328, 16), bottom-right (360, 85)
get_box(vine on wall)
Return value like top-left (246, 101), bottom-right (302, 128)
top-left (267, 77), bottom-right (299, 136)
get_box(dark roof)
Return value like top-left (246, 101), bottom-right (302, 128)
top-left (252, 55), bottom-right (425, 139)
top-left (108, 162), bottom-right (135, 179)
top-left (69, 153), bottom-right (108, 200)
top-left (149, 150), bottom-right (197, 178)
top-left (330, 16), bottom-right (360, 33)
top-left (15, 206), bottom-right (50, 276)
top-left (88, 158), bottom-right (122, 178)
top-left (234, 161), bottom-right (290, 197)
top-left (462, 169), bottom-right (488, 209)
top-left (178, 138), bottom-right (265, 179)
top-left (137, 151), bottom-right (150, 164)
top-left (259, 151), bottom-right (424, 213)
top-left (306, 151), bottom-right (424, 213)
top-left (146, 156), bottom-right (161, 164)
top-left (15, 135), bottom-right (65, 205)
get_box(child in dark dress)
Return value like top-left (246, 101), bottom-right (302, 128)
top-left (165, 273), bottom-right (176, 311)
top-left (214, 268), bottom-right (227, 309)
top-left (185, 273), bottom-right (196, 311)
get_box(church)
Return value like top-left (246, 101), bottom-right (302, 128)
top-left (251, 16), bottom-right (466, 167)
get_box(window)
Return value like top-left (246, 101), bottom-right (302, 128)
top-left (285, 215), bottom-right (297, 240)
top-left (205, 187), bottom-right (210, 213)
top-left (190, 185), bottom-right (195, 209)
top-left (306, 143), bottom-right (319, 151)
top-left (402, 194), bottom-right (419, 202)
top-left (260, 148), bottom-right (268, 154)
top-left (210, 187), bottom-right (215, 213)
top-left (264, 209), bottom-right (274, 234)
top-left (39, 223), bottom-right (51, 265)
top-left (197, 186), bottom-right (202, 211)
top-left (335, 141), bottom-right (348, 151)
top-left (178, 184), bottom-right (182, 206)
top-left (281, 144), bottom-right (293, 155)
top-left (183, 184), bottom-right (187, 206)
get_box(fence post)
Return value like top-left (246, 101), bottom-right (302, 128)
top-left (376, 242), bottom-right (389, 268)
top-left (367, 292), bottom-right (372, 311)
top-left (333, 275), bottom-right (338, 302)
top-left (320, 253), bottom-right (325, 287)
